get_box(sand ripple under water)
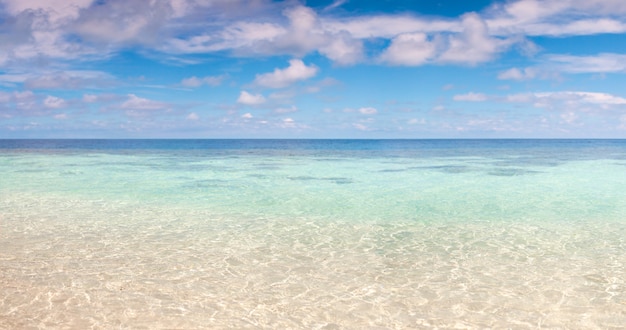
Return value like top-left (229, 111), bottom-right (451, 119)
top-left (1, 196), bottom-right (625, 329)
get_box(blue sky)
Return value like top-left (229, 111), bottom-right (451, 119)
top-left (1, 0), bottom-right (626, 138)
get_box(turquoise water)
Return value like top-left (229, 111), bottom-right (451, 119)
top-left (1, 140), bottom-right (625, 328)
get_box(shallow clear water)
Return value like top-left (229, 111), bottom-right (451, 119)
top-left (1, 139), bottom-right (625, 328)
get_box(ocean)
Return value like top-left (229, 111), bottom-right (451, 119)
top-left (1, 139), bottom-right (625, 328)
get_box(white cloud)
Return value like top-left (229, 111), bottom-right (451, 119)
top-left (498, 67), bottom-right (538, 80)
top-left (353, 123), bottom-right (370, 131)
top-left (2, 0), bottom-right (93, 22)
top-left (453, 92), bottom-right (488, 102)
top-left (0, 1), bottom-right (106, 64)
top-left (254, 59), bottom-right (318, 88)
top-left (83, 94), bottom-right (98, 102)
top-left (379, 33), bottom-right (436, 66)
top-left (408, 118), bottom-right (426, 125)
top-left (560, 111), bottom-right (579, 124)
top-left (502, 91), bottom-right (626, 112)
top-left (448, 90), bottom-right (626, 114)
top-left (358, 107), bottom-right (378, 115)
top-left (121, 94), bottom-right (167, 110)
top-left (439, 13), bottom-right (512, 65)
top-left (530, 92), bottom-right (626, 107)
top-left (181, 75), bottom-right (225, 87)
top-left (377, 13), bottom-right (517, 66)
top-left (324, 0), bottom-right (348, 11)
top-left (187, 112), bottom-right (199, 120)
top-left (486, 0), bottom-right (626, 36)
top-left (278, 117), bottom-right (299, 129)
top-left (241, 112), bottom-right (253, 119)
top-left (237, 91), bottom-right (266, 105)
top-left (323, 15), bottom-right (459, 39)
top-left (499, 53), bottom-right (626, 81)
top-left (12, 90), bottom-right (36, 110)
top-left (318, 32), bottom-right (364, 65)
top-left (164, 5), bottom-right (364, 65)
top-left (71, 1), bottom-right (184, 46)
top-left (3, 0), bottom-right (626, 71)
top-left (43, 95), bottom-right (66, 109)
top-left (546, 53), bottom-right (626, 73)
top-left (13, 90), bottom-right (35, 101)
top-left (557, 91), bottom-right (626, 105)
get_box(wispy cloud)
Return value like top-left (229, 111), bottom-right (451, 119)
top-left (460, 90), bottom-right (626, 106)
top-left (546, 53), bottom-right (626, 73)
top-left (453, 92), bottom-right (488, 102)
top-left (181, 75), bottom-right (226, 88)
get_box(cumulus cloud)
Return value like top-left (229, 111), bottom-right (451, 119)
top-left (43, 95), bottom-right (66, 109)
top-left (318, 32), bottom-right (364, 65)
top-left (3, 0), bottom-right (624, 70)
top-left (498, 67), bottom-right (538, 80)
top-left (253, 59), bottom-right (318, 88)
top-left (379, 33), bottom-right (437, 66)
top-left (353, 123), bottom-right (370, 131)
top-left (282, 117), bottom-right (294, 124)
top-left (439, 13), bottom-right (512, 65)
top-left (12, 90), bottom-right (36, 110)
top-left (358, 107), bottom-right (378, 115)
top-left (164, 5), bottom-right (364, 65)
top-left (237, 91), bottom-right (266, 105)
top-left (378, 13), bottom-right (515, 66)
top-left (121, 94), bottom-right (168, 111)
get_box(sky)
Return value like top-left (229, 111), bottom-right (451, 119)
top-left (1, 0), bottom-right (626, 138)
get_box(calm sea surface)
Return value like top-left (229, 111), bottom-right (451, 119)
top-left (1, 139), bottom-right (625, 328)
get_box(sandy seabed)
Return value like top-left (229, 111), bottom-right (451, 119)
top-left (1, 196), bottom-right (625, 329)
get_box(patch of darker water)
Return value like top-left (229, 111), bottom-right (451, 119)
top-left (487, 168), bottom-right (542, 177)
top-left (378, 168), bottom-right (407, 173)
top-left (181, 179), bottom-right (232, 189)
top-left (409, 165), bottom-right (475, 174)
top-left (247, 173), bottom-right (271, 179)
top-left (252, 163), bottom-right (283, 170)
top-left (288, 176), bottom-right (354, 185)
top-left (491, 157), bottom-right (562, 168)
top-left (12, 168), bottom-right (48, 173)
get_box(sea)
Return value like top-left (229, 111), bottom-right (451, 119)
top-left (1, 139), bottom-right (625, 328)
